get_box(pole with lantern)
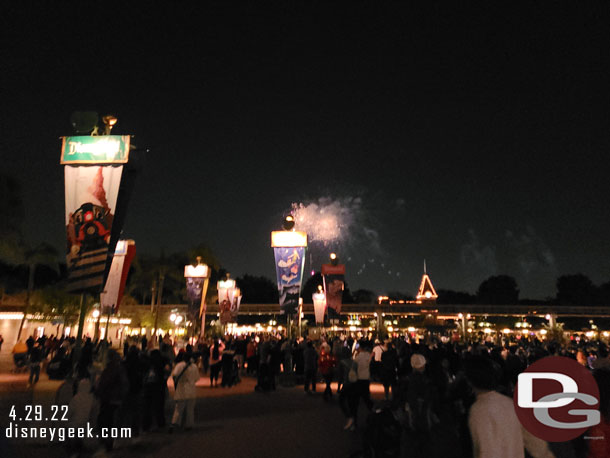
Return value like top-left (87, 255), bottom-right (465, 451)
top-left (218, 274), bottom-right (242, 335)
top-left (312, 285), bottom-right (327, 332)
top-left (184, 256), bottom-right (210, 341)
top-left (271, 215), bottom-right (307, 340)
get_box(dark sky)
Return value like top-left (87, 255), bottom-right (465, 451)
top-left (2, 3), bottom-right (610, 299)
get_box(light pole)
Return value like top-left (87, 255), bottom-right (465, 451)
top-left (312, 285), bottom-right (327, 327)
top-left (271, 215), bottom-right (307, 340)
top-left (184, 257), bottom-right (210, 340)
top-left (218, 274), bottom-right (242, 334)
top-left (321, 252), bottom-right (345, 324)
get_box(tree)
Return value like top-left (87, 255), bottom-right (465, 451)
top-left (301, 272), bottom-right (353, 303)
top-left (31, 286), bottom-right (82, 334)
top-left (236, 275), bottom-right (278, 303)
top-left (556, 274), bottom-right (596, 305)
top-left (597, 281), bottom-right (610, 305)
top-left (301, 273), bottom-right (324, 302)
top-left (0, 242), bottom-right (60, 341)
top-left (387, 291), bottom-right (414, 301)
top-left (476, 275), bottom-right (519, 304)
top-left (353, 289), bottom-right (376, 304)
top-left (437, 289), bottom-right (476, 305)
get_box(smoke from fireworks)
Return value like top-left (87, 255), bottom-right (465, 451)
top-left (291, 198), bottom-right (359, 246)
top-left (289, 197), bottom-right (393, 282)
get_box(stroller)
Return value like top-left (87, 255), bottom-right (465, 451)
top-left (221, 350), bottom-right (239, 387)
top-left (13, 353), bottom-right (29, 373)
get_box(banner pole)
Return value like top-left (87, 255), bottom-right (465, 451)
top-left (199, 278), bottom-right (209, 340)
top-left (72, 292), bottom-right (87, 373)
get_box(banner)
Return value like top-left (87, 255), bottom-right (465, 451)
top-left (322, 263), bottom-right (345, 315)
top-left (64, 165), bottom-right (124, 293)
top-left (273, 247), bottom-right (306, 315)
top-left (186, 277), bottom-right (205, 313)
top-left (100, 239), bottom-right (136, 313)
top-left (218, 278), bottom-right (241, 325)
top-left (184, 263), bottom-right (210, 320)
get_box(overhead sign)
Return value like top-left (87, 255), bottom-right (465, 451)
top-left (60, 135), bottom-right (130, 164)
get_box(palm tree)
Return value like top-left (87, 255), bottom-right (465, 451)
top-left (0, 242), bottom-right (60, 341)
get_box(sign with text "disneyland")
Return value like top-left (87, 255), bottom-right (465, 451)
top-left (60, 135), bottom-right (130, 164)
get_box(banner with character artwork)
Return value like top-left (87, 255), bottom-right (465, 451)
top-left (62, 135), bottom-right (131, 294)
top-left (273, 246), bottom-right (306, 315)
top-left (322, 263), bottom-right (345, 315)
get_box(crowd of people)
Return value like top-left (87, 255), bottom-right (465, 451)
top-left (3, 330), bottom-right (610, 457)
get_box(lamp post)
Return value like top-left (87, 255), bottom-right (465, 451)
top-left (271, 215), bottom-right (307, 339)
top-left (321, 252), bottom-right (345, 322)
top-left (218, 274), bottom-right (242, 333)
top-left (169, 311), bottom-right (185, 344)
top-left (312, 285), bottom-right (327, 326)
top-left (184, 257), bottom-right (210, 340)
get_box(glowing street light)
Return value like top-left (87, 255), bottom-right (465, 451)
top-left (312, 285), bottom-right (327, 325)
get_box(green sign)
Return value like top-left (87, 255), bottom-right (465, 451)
top-left (60, 135), bottom-right (130, 164)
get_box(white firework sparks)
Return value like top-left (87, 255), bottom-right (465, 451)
top-left (291, 197), bottom-right (360, 245)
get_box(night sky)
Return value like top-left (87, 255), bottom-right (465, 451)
top-left (2, 3), bottom-right (610, 299)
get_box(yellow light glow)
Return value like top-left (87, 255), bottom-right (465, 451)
top-left (184, 264), bottom-right (209, 278)
top-left (522, 329), bottom-right (529, 335)
top-left (483, 328), bottom-right (492, 334)
top-left (586, 331), bottom-right (595, 337)
top-left (540, 329), bottom-right (547, 335)
top-left (0, 312), bottom-right (24, 320)
top-left (271, 231), bottom-right (307, 247)
top-left (218, 279), bottom-right (236, 289)
top-left (92, 309), bottom-right (100, 318)
top-left (502, 328), bottom-right (511, 334)
top-left (602, 331), bottom-right (609, 337)
top-left (407, 326), bottom-right (416, 332)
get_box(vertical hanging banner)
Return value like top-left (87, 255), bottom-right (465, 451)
top-left (184, 261), bottom-right (210, 320)
top-left (322, 263), bottom-right (345, 315)
top-left (218, 277), bottom-right (236, 325)
top-left (100, 239), bottom-right (136, 313)
top-left (62, 135), bottom-right (131, 293)
top-left (271, 231), bottom-right (307, 315)
top-left (228, 287), bottom-right (242, 322)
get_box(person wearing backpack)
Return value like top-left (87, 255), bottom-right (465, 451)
top-left (170, 351), bottom-right (200, 432)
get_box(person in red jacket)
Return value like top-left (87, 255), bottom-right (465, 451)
top-left (318, 345), bottom-right (337, 401)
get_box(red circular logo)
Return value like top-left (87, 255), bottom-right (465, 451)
top-left (513, 356), bottom-right (600, 442)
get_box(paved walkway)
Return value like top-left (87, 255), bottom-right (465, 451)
top-left (0, 351), bottom-right (385, 458)
top-left (0, 349), bottom-right (464, 458)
